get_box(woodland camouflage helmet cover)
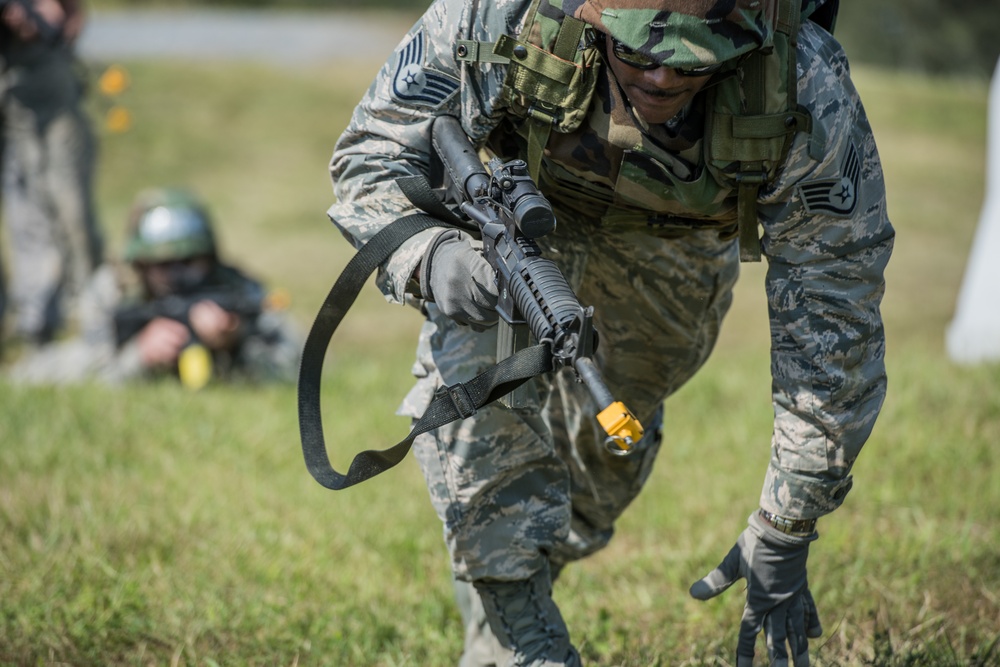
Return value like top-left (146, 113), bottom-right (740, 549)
top-left (557, 0), bottom-right (773, 70)
top-left (124, 187), bottom-right (217, 263)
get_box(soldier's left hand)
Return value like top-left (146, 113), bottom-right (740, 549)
top-left (689, 512), bottom-right (823, 666)
top-left (419, 229), bottom-right (498, 329)
top-left (190, 300), bottom-right (241, 351)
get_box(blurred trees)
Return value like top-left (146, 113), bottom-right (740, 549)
top-left (92, 0), bottom-right (1000, 78)
top-left (836, 0), bottom-right (1000, 78)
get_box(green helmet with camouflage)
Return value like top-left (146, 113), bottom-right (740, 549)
top-left (123, 187), bottom-right (217, 263)
top-left (556, 0), bottom-right (773, 71)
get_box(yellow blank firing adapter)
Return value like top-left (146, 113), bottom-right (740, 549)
top-left (597, 401), bottom-right (644, 456)
top-left (178, 344), bottom-right (213, 391)
top-left (572, 356), bottom-right (643, 456)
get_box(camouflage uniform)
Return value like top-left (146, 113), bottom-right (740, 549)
top-left (328, 0), bottom-right (893, 659)
top-left (6, 261), bottom-right (303, 385)
top-left (0, 0), bottom-right (103, 344)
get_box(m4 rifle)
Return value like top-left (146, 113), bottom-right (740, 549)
top-left (431, 115), bottom-right (644, 454)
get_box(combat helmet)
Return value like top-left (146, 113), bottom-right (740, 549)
top-left (123, 187), bottom-right (217, 263)
top-left (563, 0), bottom-right (773, 71)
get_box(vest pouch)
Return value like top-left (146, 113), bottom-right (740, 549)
top-left (495, 0), bottom-right (601, 136)
top-left (499, 36), bottom-right (601, 134)
top-left (704, 47), bottom-right (803, 188)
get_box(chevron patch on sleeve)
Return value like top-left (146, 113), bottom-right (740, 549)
top-left (391, 29), bottom-right (460, 108)
top-left (797, 142), bottom-right (861, 217)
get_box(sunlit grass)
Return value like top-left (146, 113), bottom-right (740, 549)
top-left (1, 36), bottom-right (997, 666)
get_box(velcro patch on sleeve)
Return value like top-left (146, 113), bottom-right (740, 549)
top-left (797, 142), bottom-right (861, 217)
top-left (392, 29), bottom-right (460, 108)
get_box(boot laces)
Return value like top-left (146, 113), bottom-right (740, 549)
top-left (478, 574), bottom-right (575, 666)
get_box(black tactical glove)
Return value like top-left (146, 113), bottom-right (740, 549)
top-left (420, 229), bottom-right (498, 328)
top-left (690, 511), bottom-right (823, 666)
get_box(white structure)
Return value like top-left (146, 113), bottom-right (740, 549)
top-left (946, 56), bottom-right (1000, 364)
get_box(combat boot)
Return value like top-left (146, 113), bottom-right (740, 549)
top-left (454, 577), bottom-right (501, 667)
top-left (473, 564), bottom-right (582, 667)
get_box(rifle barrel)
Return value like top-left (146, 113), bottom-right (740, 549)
top-left (574, 357), bottom-right (615, 408)
top-left (432, 116), bottom-right (491, 199)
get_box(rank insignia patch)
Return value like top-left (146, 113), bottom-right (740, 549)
top-left (797, 142), bottom-right (862, 217)
top-left (391, 30), bottom-right (459, 108)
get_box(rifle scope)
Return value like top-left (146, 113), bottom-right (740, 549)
top-left (487, 158), bottom-right (555, 239)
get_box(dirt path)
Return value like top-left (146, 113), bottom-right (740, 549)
top-left (77, 8), bottom-right (411, 66)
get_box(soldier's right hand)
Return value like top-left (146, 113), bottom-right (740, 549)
top-left (137, 317), bottom-right (191, 369)
top-left (419, 229), bottom-right (498, 328)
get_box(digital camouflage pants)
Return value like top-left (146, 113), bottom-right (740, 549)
top-left (400, 219), bottom-right (740, 583)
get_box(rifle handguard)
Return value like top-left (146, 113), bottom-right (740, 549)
top-left (597, 401), bottom-right (644, 456)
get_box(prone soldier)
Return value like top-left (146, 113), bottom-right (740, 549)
top-left (6, 187), bottom-right (302, 386)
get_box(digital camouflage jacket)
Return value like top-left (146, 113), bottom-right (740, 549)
top-left (328, 0), bottom-right (894, 521)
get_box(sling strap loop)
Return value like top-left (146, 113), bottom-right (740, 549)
top-left (456, 39), bottom-right (511, 65)
top-left (298, 176), bottom-right (556, 490)
top-left (552, 16), bottom-right (586, 62)
top-left (736, 170), bottom-right (765, 262)
top-left (298, 212), bottom-right (441, 489)
top-left (396, 174), bottom-right (469, 229)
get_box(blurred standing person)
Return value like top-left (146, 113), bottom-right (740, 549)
top-left (0, 0), bottom-right (103, 349)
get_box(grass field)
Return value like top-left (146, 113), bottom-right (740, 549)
top-left (1, 24), bottom-right (999, 666)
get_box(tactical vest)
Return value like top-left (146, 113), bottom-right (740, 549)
top-left (456, 0), bottom-right (830, 261)
top-left (297, 1), bottom-right (842, 491)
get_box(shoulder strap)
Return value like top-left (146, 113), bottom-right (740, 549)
top-left (297, 177), bottom-right (553, 490)
top-left (521, 16), bottom-right (587, 180)
top-left (730, 0), bottom-right (810, 261)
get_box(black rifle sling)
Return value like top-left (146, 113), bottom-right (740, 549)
top-left (298, 175), bottom-right (553, 490)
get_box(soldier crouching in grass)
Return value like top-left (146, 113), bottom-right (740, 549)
top-left (324, 0), bottom-right (894, 664)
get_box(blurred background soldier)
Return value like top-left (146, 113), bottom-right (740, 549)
top-left (6, 187), bottom-right (302, 386)
top-left (0, 0), bottom-right (103, 350)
